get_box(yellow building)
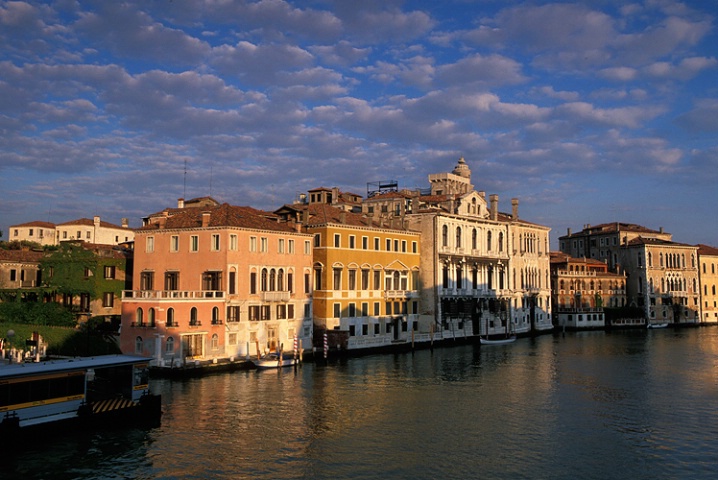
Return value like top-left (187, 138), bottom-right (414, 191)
top-left (276, 201), bottom-right (421, 351)
top-left (697, 244), bottom-right (718, 324)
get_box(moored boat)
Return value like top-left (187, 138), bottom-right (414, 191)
top-left (252, 352), bottom-right (297, 369)
top-left (480, 336), bottom-right (517, 345)
top-left (0, 354), bottom-right (161, 442)
top-left (647, 322), bottom-right (669, 329)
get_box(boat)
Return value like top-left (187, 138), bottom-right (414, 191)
top-left (480, 336), bottom-right (517, 345)
top-left (647, 322), bottom-right (669, 329)
top-left (253, 352), bottom-right (297, 369)
top-left (0, 354), bottom-right (161, 441)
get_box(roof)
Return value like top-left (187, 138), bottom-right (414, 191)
top-left (563, 222), bottom-right (666, 237)
top-left (8, 221), bottom-right (56, 229)
top-left (57, 218), bottom-right (126, 229)
top-left (0, 249), bottom-right (44, 263)
top-left (549, 251), bottom-right (607, 266)
top-left (696, 244), bottom-right (718, 256)
top-left (0, 355), bottom-right (150, 378)
top-left (140, 203), bottom-right (299, 233)
top-left (625, 236), bottom-right (694, 248)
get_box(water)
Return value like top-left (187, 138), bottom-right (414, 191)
top-left (5, 328), bottom-right (718, 479)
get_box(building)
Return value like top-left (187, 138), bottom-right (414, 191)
top-left (696, 244), bottom-right (718, 324)
top-left (399, 158), bottom-right (553, 338)
top-left (56, 216), bottom-right (133, 245)
top-left (7, 221), bottom-right (56, 246)
top-left (120, 202), bottom-right (314, 365)
top-left (275, 199), bottom-right (422, 352)
top-left (550, 252), bottom-right (627, 330)
top-left (0, 249), bottom-right (44, 291)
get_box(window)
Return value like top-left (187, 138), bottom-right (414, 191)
top-left (348, 270), bottom-right (357, 290)
top-left (394, 239), bottom-right (399, 251)
top-left (135, 336), bottom-right (143, 354)
top-left (260, 237), bottom-right (268, 252)
top-left (349, 236), bottom-right (356, 249)
top-left (362, 237), bottom-right (368, 249)
top-left (456, 227), bottom-right (462, 248)
top-left (136, 308), bottom-right (144, 326)
top-left (287, 272), bottom-right (294, 292)
top-left (203, 271), bottom-right (222, 291)
top-left (361, 302), bottom-right (368, 316)
top-left (314, 234), bottom-right (321, 248)
top-left (104, 265), bottom-right (116, 279)
top-left (278, 238), bottom-right (285, 253)
top-left (140, 271), bottom-right (154, 291)
top-left (374, 302), bottom-right (380, 316)
top-left (487, 231), bottom-right (492, 251)
top-left (442, 225), bottom-right (448, 247)
top-left (148, 308), bottom-right (156, 327)
top-left (333, 303), bottom-right (341, 318)
top-left (190, 307), bottom-right (198, 326)
top-left (9, 269), bottom-right (16, 282)
top-left (361, 269), bottom-right (369, 290)
top-left (102, 292), bottom-right (114, 307)
top-left (250, 236), bottom-right (257, 252)
top-left (211, 334), bottom-right (219, 350)
top-left (374, 237), bottom-right (380, 250)
top-left (386, 239), bottom-right (391, 251)
top-left (86, 231), bottom-right (91, 239)
top-left (212, 306), bottom-right (221, 325)
top-left (190, 235), bottom-right (199, 252)
top-left (227, 306), bottom-right (240, 322)
top-left (402, 240), bottom-right (407, 252)
top-left (229, 234), bottom-right (238, 251)
top-left (170, 235), bottom-right (179, 252)
top-left (166, 337), bottom-right (174, 353)
top-left (334, 234), bottom-right (341, 248)
top-left (374, 270), bottom-right (381, 290)
top-left (304, 273), bottom-right (310, 294)
top-left (277, 304), bottom-right (287, 319)
top-left (166, 308), bottom-right (175, 327)
top-left (333, 268), bottom-right (342, 290)
top-left (412, 241), bottom-right (418, 253)
top-left (229, 271), bottom-right (236, 295)
top-left (249, 305), bottom-right (260, 321)
top-left (305, 240), bottom-right (311, 254)
top-left (288, 304), bottom-right (295, 319)
top-left (164, 271), bottom-right (179, 291)
top-left (146, 236), bottom-right (155, 253)
top-left (288, 239), bottom-right (294, 253)
top-left (250, 272), bottom-right (257, 294)
top-left (210, 234), bottom-right (220, 251)
top-left (348, 303), bottom-right (356, 317)
top-left (261, 305), bottom-right (271, 320)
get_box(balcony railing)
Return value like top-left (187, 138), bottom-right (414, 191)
top-left (261, 291), bottom-right (291, 302)
top-left (123, 290), bottom-right (224, 300)
top-left (385, 290), bottom-right (418, 299)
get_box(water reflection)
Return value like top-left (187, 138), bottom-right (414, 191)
top-left (4, 328), bottom-right (718, 479)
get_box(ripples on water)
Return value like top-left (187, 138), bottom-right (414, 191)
top-left (4, 328), bottom-right (718, 479)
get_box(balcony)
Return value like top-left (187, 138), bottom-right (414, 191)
top-left (123, 290), bottom-right (224, 300)
top-left (261, 291), bottom-right (291, 302)
top-left (385, 290), bottom-right (418, 299)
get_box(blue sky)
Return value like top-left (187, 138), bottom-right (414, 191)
top-left (1, 0), bottom-right (716, 248)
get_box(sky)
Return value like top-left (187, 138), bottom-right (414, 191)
top-left (1, 0), bottom-right (716, 248)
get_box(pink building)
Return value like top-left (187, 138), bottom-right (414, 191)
top-left (120, 203), bottom-right (314, 366)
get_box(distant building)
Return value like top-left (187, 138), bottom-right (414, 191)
top-left (697, 244), bottom-right (718, 324)
top-left (120, 202), bottom-right (314, 365)
top-left (56, 216), bottom-right (133, 245)
top-left (7, 221), bottom-right (56, 246)
top-left (550, 252), bottom-right (627, 330)
top-left (0, 249), bottom-right (44, 290)
top-left (559, 224), bottom-right (700, 324)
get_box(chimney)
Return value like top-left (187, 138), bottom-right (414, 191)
top-left (490, 194), bottom-right (498, 221)
top-left (478, 191), bottom-right (485, 199)
top-left (202, 211), bottom-right (211, 227)
top-left (121, 218), bottom-right (129, 228)
top-left (178, 198), bottom-right (185, 209)
top-left (659, 227), bottom-right (664, 234)
top-left (340, 211), bottom-right (346, 224)
top-left (94, 215), bottom-right (100, 227)
top-left (511, 198), bottom-right (519, 220)
top-left (567, 228), bottom-right (572, 236)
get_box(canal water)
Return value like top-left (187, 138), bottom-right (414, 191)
top-left (5, 327), bottom-right (718, 479)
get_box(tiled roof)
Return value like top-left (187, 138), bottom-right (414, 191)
top-left (9, 221), bottom-right (56, 229)
top-left (625, 236), bottom-right (693, 247)
top-left (140, 203), bottom-right (298, 233)
top-left (696, 244), bottom-right (718, 256)
top-left (57, 218), bottom-right (126, 229)
top-left (0, 249), bottom-right (44, 262)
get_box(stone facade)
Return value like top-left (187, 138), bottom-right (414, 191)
top-left (697, 244), bottom-right (718, 324)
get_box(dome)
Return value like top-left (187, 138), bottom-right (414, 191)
top-left (452, 157), bottom-right (471, 179)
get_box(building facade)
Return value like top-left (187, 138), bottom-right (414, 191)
top-left (275, 200), bottom-right (422, 351)
top-left (7, 221), bottom-right (56, 247)
top-left (697, 244), bottom-right (718, 324)
top-left (56, 217), bottom-right (133, 245)
top-left (120, 203), bottom-right (314, 365)
top-left (550, 252), bottom-right (627, 330)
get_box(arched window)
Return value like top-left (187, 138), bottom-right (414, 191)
top-left (393, 271), bottom-right (401, 290)
top-left (261, 268), bottom-right (268, 291)
top-left (167, 307), bottom-right (175, 327)
top-left (456, 227), bottom-right (462, 248)
top-left (148, 308), bottom-right (155, 327)
top-left (211, 333), bottom-right (219, 350)
top-left (166, 336), bottom-right (174, 353)
top-left (212, 306), bottom-right (220, 324)
top-left (472, 229), bottom-right (477, 250)
top-left (190, 307), bottom-right (198, 326)
top-left (442, 225), bottom-right (448, 247)
top-left (278, 268), bottom-right (285, 291)
top-left (456, 265), bottom-right (462, 289)
top-left (269, 269), bottom-right (276, 291)
top-left (136, 308), bottom-right (143, 326)
top-left (487, 231), bottom-right (492, 251)
top-left (135, 336), bottom-right (143, 354)
top-left (499, 232), bottom-right (504, 252)
top-left (442, 265), bottom-right (449, 288)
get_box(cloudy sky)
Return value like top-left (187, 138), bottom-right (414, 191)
top-left (1, 0), bottom-right (716, 247)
